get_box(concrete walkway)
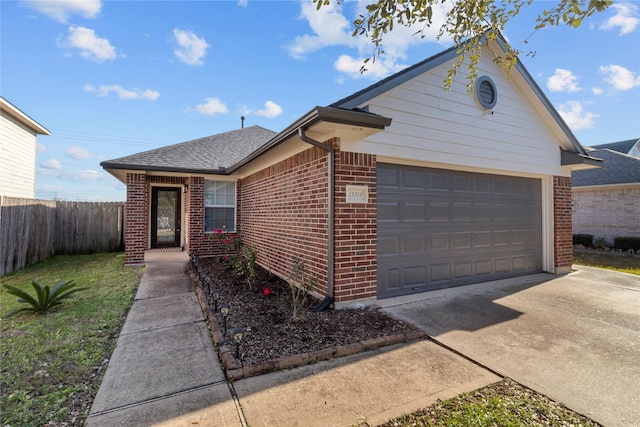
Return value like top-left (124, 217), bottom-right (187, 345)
top-left (86, 251), bottom-right (499, 426)
top-left (86, 251), bottom-right (241, 426)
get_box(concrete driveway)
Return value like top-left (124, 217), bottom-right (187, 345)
top-left (382, 265), bottom-right (640, 427)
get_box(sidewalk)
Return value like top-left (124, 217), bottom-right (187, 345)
top-left (86, 251), bottom-right (242, 426)
top-left (86, 250), bottom-right (499, 426)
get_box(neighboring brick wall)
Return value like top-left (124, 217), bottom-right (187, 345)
top-left (572, 185), bottom-right (640, 244)
top-left (239, 144), bottom-right (330, 297)
top-left (333, 147), bottom-right (377, 302)
top-left (124, 173), bottom-right (147, 265)
top-left (553, 176), bottom-right (573, 273)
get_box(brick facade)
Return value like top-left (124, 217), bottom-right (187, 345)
top-left (553, 176), bottom-right (573, 274)
top-left (333, 147), bottom-right (378, 302)
top-left (124, 173), bottom-right (147, 265)
top-left (239, 144), bottom-right (330, 297)
top-left (572, 186), bottom-right (640, 244)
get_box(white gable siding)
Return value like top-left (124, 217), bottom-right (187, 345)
top-left (341, 52), bottom-right (568, 178)
top-left (0, 113), bottom-right (38, 198)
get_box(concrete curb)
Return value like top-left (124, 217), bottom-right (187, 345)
top-left (188, 266), bottom-right (427, 381)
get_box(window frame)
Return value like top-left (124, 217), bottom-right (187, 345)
top-left (203, 180), bottom-right (237, 233)
top-left (475, 75), bottom-right (498, 110)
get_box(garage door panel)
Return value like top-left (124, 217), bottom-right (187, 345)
top-left (377, 163), bottom-right (542, 298)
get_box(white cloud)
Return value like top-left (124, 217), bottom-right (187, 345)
top-left (335, 54), bottom-right (407, 80)
top-left (84, 84), bottom-right (160, 100)
top-left (288, 0), bottom-right (450, 80)
top-left (173, 29), bottom-right (209, 66)
top-left (546, 68), bottom-right (581, 92)
top-left (41, 158), bottom-right (62, 170)
top-left (591, 87), bottom-right (604, 95)
top-left (36, 143), bottom-right (47, 153)
top-left (599, 64), bottom-right (640, 91)
top-left (21, 0), bottom-right (102, 23)
top-left (287, 1), bottom-right (356, 60)
top-left (600, 3), bottom-right (639, 35)
top-left (557, 101), bottom-right (598, 130)
top-left (255, 101), bottom-right (283, 119)
top-left (237, 0), bottom-right (248, 7)
top-left (66, 146), bottom-right (92, 159)
top-left (194, 97), bottom-right (228, 116)
top-left (60, 26), bottom-right (116, 62)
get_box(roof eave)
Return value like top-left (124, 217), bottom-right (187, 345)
top-left (0, 96), bottom-right (51, 135)
top-left (561, 149), bottom-right (603, 169)
top-left (496, 37), bottom-right (587, 156)
top-left (227, 106), bottom-right (392, 173)
top-left (100, 162), bottom-right (228, 178)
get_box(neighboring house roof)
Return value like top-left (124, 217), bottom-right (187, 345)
top-left (0, 96), bottom-right (50, 135)
top-left (101, 125), bottom-right (277, 174)
top-left (572, 148), bottom-right (640, 187)
top-left (589, 138), bottom-right (639, 156)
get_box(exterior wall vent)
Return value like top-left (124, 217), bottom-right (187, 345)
top-left (476, 76), bottom-right (497, 110)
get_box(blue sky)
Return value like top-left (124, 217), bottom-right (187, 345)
top-left (1, 0), bottom-right (639, 201)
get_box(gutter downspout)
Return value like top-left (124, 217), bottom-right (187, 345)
top-left (298, 127), bottom-right (335, 307)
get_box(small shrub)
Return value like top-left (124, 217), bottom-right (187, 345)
top-left (613, 237), bottom-right (640, 252)
top-left (3, 279), bottom-right (86, 317)
top-left (573, 234), bottom-right (593, 247)
top-left (287, 258), bottom-right (314, 321)
top-left (206, 228), bottom-right (258, 291)
top-left (594, 236), bottom-right (608, 249)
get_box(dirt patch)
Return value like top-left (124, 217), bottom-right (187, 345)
top-left (191, 257), bottom-right (423, 378)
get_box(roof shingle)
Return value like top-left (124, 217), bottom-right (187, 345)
top-left (101, 125), bottom-right (276, 173)
top-left (572, 148), bottom-right (640, 187)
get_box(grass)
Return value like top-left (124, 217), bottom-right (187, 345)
top-left (0, 253), bottom-right (143, 426)
top-left (376, 378), bottom-right (599, 426)
top-left (573, 250), bottom-right (640, 276)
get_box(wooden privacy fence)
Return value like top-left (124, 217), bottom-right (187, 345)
top-left (0, 197), bottom-right (124, 276)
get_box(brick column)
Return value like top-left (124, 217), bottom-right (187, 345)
top-left (333, 144), bottom-right (378, 303)
top-left (124, 173), bottom-right (147, 265)
top-left (553, 176), bottom-right (573, 274)
top-left (185, 176), bottom-right (205, 256)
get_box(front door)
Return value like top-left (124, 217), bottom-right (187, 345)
top-left (151, 187), bottom-right (181, 248)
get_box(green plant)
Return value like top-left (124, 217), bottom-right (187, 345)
top-left (207, 228), bottom-right (258, 291)
top-left (594, 236), bottom-right (608, 249)
top-left (613, 237), bottom-right (640, 252)
top-left (287, 258), bottom-right (314, 321)
top-left (3, 279), bottom-right (87, 317)
top-left (244, 245), bottom-right (257, 291)
top-left (1, 252), bottom-right (143, 426)
top-left (573, 234), bottom-right (593, 247)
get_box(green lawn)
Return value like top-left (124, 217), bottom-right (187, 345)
top-left (574, 250), bottom-right (640, 276)
top-left (0, 253), bottom-right (143, 426)
top-left (376, 379), bottom-right (598, 427)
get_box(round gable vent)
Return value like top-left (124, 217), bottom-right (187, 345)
top-left (476, 76), bottom-right (497, 110)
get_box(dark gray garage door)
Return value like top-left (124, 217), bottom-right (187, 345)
top-left (377, 163), bottom-right (542, 298)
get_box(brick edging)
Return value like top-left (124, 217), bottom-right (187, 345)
top-left (188, 267), bottom-right (426, 381)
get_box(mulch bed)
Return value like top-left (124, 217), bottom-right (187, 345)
top-left (189, 257), bottom-right (425, 380)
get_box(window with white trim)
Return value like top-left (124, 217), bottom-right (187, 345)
top-left (204, 180), bottom-right (236, 232)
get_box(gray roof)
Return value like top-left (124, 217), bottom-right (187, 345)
top-left (590, 138), bottom-right (638, 155)
top-left (101, 125), bottom-right (276, 174)
top-left (572, 148), bottom-right (640, 186)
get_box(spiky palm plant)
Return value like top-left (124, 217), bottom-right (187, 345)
top-left (3, 279), bottom-right (86, 317)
